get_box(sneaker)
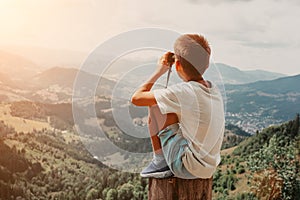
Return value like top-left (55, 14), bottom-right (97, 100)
top-left (140, 161), bottom-right (173, 178)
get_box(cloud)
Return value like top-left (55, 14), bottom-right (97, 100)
top-left (187, 0), bottom-right (253, 5)
top-left (0, 0), bottom-right (299, 74)
top-left (238, 41), bottom-right (290, 48)
top-left (107, 0), bottom-right (300, 74)
top-left (187, 0), bottom-right (300, 6)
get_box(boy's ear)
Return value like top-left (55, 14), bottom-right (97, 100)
top-left (175, 60), bottom-right (183, 71)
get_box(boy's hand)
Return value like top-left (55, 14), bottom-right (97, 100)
top-left (156, 52), bottom-right (174, 75)
top-left (131, 52), bottom-right (174, 106)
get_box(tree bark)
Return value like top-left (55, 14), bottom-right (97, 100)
top-left (148, 177), bottom-right (213, 200)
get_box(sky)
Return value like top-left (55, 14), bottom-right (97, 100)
top-left (0, 0), bottom-right (299, 75)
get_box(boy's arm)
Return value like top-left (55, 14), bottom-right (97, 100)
top-left (131, 52), bottom-right (172, 106)
top-left (130, 72), bottom-right (161, 106)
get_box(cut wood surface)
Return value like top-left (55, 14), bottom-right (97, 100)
top-left (148, 177), bottom-right (213, 200)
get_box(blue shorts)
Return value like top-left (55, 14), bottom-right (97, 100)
top-left (157, 123), bottom-right (197, 179)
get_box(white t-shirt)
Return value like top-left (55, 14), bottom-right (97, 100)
top-left (153, 81), bottom-right (225, 178)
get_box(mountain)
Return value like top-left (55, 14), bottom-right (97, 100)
top-left (226, 74), bottom-right (300, 133)
top-left (0, 72), bottom-right (18, 88)
top-left (205, 63), bottom-right (285, 84)
top-left (30, 67), bottom-right (115, 89)
top-left (22, 67), bottom-right (115, 102)
top-left (0, 50), bottom-right (41, 80)
top-left (0, 45), bottom-right (86, 69)
top-left (0, 67), bottom-right (81, 102)
top-left (31, 67), bottom-right (80, 88)
top-left (0, 47), bottom-right (286, 85)
top-left (0, 72), bottom-right (30, 102)
top-left (245, 74), bottom-right (300, 94)
top-left (0, 66), bottom-right (116, 103)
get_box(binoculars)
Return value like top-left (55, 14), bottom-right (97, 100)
top-left (165, 52), bottom-right (175, 88)
top-left (166, 52), bottom-right (175, 66)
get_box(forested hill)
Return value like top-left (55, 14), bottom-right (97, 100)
top-left (213, 114), bottom-right (300, 200)
top-left (0, 122), bottom-right (148, 200)
top-left (0, 112), bottom-right (299, 199)
top-left (233, 113), bottom-right (299, 158)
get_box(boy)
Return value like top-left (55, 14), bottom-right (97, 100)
top-left (131, 34), bottom-right (225, 179)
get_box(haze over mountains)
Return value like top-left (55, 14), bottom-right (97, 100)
top-left (0, 50), bottom-right (42, 81)
top-left (0, 50), bottom-right (298, 133)
top-left (0, 45), bottom-right (85, 70)
top-left (206, 63), bottom-right (286, 84)
top-left (0, 50), bottom-right (287, 85)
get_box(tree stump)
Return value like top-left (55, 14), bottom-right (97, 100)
top-left (148, 177), bottom-right (212, 200)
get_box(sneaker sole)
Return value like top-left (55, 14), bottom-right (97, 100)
top-left (140, 170), bottom-right (173, 179)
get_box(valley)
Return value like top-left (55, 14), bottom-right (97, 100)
top-left (0, 51), bottom-right (299, 199)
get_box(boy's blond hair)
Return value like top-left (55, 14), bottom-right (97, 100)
top-left (174, 34), bottom-right (211, 76)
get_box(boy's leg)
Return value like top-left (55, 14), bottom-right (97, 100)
top-left (146, 106), bottom-right (197, 179)
top-left (140, 105), bottom-right (178, 178)
top-left (147, 105), bottom-right (178, 154)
